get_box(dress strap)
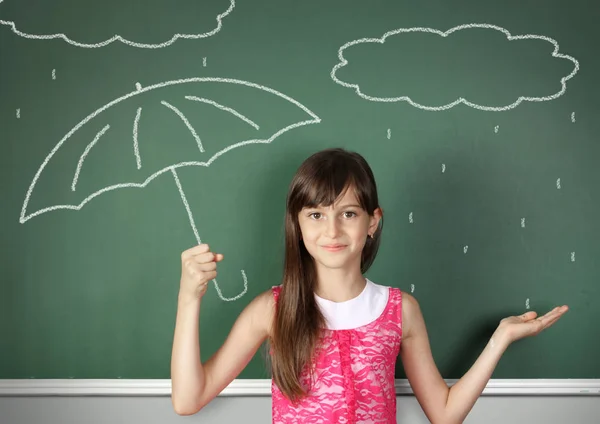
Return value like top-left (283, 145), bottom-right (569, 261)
top-left (271, 285), bottom-right (282, 303)
top-left (390, 288), bottom-right (403, 332)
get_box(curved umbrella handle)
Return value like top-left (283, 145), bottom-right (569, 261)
top-left (212, 270), bottom-right (248, 302)
top-left (172, 168), bottom-right (249, 302)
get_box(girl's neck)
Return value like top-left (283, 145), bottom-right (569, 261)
top-left (314, 267), bottom-right (367, 303)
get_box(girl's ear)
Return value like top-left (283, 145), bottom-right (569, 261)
top-left (370, 207), bottom-right (383, 232)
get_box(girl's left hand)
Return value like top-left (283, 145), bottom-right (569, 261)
top-left (497, 305), bottom-right (569, 345)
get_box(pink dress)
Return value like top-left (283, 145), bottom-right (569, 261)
top-left (271, 280), bottom-right (403, 424)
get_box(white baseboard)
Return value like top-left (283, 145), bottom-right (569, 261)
top-left (0, 379), bottom-right (599, 396)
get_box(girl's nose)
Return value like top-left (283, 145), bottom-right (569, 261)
top-left (325, 218), bottom-right (340, 238)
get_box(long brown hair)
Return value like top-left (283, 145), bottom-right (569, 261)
top-left (270, 148), bottom-right (383, 402)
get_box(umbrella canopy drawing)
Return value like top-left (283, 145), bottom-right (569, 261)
top-left (19, 77), bottom-right (321, 301)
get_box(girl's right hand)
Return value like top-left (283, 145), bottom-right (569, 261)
top-left (179, 244), bottom-right (224, 300)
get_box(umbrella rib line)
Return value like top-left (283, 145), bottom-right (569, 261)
top-left (133, 107), bottom-right (142, 169)
top-left (71, 124), bottom-right (111, 191)
top-left (161, 101), bottom-right (204, 152)
top-left (184, 96), bottom-right (259, 130)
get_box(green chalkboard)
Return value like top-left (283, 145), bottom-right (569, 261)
top-left (1, 0), bottom-right (598, 381)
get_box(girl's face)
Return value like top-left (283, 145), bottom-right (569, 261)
top-left (297, 188), bottom-right (381, 272)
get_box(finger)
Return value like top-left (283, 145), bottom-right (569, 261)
top-left (197, 261), bottom-right (217, 272)
top-left (182, 243), bottom-right (210, 259)
top-left (544, 315), bottom-right (563, 329)
top-left (192, 251), bottom-right (219, 264)
top-left (191, 243), bottom-right (211, 255)
top-left (537, 310), bottom-right (566, 328)
top-left (542, 307), bottom-right (568, 324)
top-left (536, 315), bottom-right (561, 332)
top-left (204, 270), bottom-right (217, 281)
top-left (215, 253), bottom-right (224, 262)
top-left (542, 306), bottom-right (567, 321)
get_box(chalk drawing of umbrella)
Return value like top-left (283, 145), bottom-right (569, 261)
top-left (20, 77), bottom-right (321, 301)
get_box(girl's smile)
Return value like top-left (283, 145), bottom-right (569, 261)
top-left (321, 244), bottom-right (347, 252)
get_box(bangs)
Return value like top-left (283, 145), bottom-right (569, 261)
top-left (301, 177), bottom-right (361, 210)
top-left (288, 156), bottom-right (374, 214)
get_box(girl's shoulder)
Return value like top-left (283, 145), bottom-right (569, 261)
top-left (239, 287), bottom-right (277, 339)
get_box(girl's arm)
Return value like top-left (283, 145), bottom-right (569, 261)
top-left (170, 288), bottom-right (274, 415)
top-left (400, 293), bottom-right (568, 424)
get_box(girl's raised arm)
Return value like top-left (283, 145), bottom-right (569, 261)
top-left (170, 244), bottom-right (275, 415)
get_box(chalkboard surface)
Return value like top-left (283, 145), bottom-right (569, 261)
top-left (1, 0), bottom-right (598, 381)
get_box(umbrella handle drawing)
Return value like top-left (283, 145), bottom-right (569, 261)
top-left (171, 168), bottom-right (247, 302)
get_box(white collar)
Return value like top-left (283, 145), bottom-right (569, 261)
top-left (314, 279), bottom-right (389, 330)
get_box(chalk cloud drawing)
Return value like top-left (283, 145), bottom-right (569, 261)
top-left (331, 23), bottom-right (580, 111)
top-left (0, 0), bottom-right (235, 48)
top-left (19, 77), bottom-right (321, 301)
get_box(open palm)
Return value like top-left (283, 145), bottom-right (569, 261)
top-left (499, 305), bottom-right (569, 344)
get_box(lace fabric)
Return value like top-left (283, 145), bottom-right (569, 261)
top-left (271, 285), bottom-right (403, 424)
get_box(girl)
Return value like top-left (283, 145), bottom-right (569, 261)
top-left (170, 148), bottom-right (569, 423)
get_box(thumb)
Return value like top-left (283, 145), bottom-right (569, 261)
top-left (214, 253), bottom-right (224, 262)
top-left (521, 311), bottom-right (537, 321)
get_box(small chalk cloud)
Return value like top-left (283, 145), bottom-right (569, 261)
top-left (0, 0), bottom-right (234, 48)
top-left (331, 23), bottom-right (580, 111)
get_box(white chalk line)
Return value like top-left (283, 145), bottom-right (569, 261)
top-left (0, 0), bottom-right (235, 48)
top-left (185, 96), bottom-right (260, 130)
top-left (71, 124), bottom-right (110, 191)
top-left (133, 107), bottom-right (142, 169)
top-left (20, 77), bottom-right (321, 223)
top-left (171, 169), bottom-right (202, 245)
top-left (331, 23), bottom-right (580, 111)
top-left (171, 168), bottom-right (248, 302)
top-left (16, 108), bottom-right (20, 118)
top-left (161, 100), bottom-right (204, 153)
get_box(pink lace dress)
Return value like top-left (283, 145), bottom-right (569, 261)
top-left (271, 280), bottom-right (403, 424)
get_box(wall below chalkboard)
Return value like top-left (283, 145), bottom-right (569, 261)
top-left (1, 393), bottom-right (599, 423)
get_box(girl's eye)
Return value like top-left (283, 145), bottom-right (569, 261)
top-left (343, 211), bottom-right (357, 218)
top-left (309, 212), bottom-right (322, 220)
